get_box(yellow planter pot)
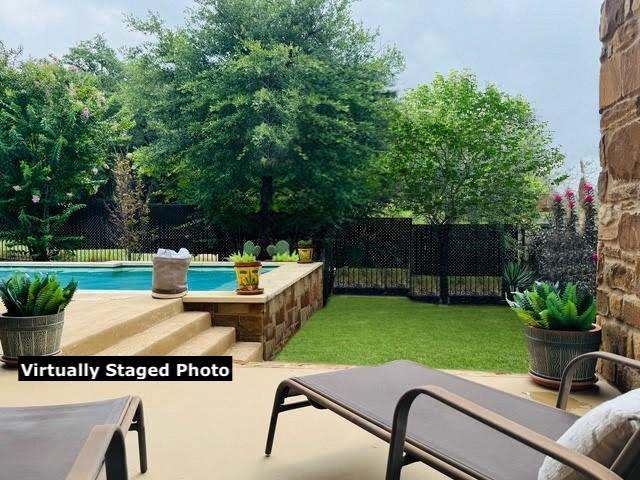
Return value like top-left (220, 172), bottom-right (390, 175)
top-left (298, 247), bottom-right (314, 263)
top-left (234, 262), bottom-right (262, 291)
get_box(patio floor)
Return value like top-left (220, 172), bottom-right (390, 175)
top-left (0, 363), bottom-right (618, 479)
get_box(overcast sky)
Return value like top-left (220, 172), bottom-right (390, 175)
top-left (0, 0), bottom-right (602, 176)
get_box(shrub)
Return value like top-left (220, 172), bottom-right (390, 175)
top-left (503, 261), bottom-right (536, 293)
top-left (506, 281), bottom-right (596, 331)
top-left (529, 182), bottom-right (597, 292)
top-left (0, 272), bottom-right (77, 316)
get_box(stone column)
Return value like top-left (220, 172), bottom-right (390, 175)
top-left (598, 0), bottom-right (640, 391)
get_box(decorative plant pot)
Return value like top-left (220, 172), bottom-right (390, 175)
top-left (297, 246), bottom-right (314, 264)
top-left (525, 324), bottom-right (602, 390)
top-left (234, 261), bottom-right (263, 294)
top-left (0, 311), bottom-right (65, 366)
top-left (152, 255), bottom-right (192, 299)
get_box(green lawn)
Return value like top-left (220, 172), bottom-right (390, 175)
top-left (277, 295), bottom-right (528, 373)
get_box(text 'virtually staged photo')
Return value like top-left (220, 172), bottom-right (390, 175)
top-left (1, 0), bottom-right (639, 479)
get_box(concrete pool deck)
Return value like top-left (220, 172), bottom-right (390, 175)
top-left (0, 362), bottom-right (618, 479)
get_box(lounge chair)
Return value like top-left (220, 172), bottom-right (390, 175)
top-left (0, 395), bottom-right (147, 480)
top-left (265, 352), bottom-right (640, 480)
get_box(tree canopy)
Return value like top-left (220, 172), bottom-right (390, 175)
top-left (124, 0), bottom-right (403, 239)
top-left (0, 58), bottom-right (117, 259)
top-left (385, 70), bottom-right (564, 225)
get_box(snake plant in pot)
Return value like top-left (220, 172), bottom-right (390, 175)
top-left (507, 281), bottom-right (600, 389)
top-left (0, 272), bottom-right (77, 365)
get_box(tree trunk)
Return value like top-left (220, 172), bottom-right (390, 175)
top-left (259, 175), bottom-right (274, 247)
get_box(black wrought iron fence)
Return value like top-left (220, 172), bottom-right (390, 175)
top-left (0, 204), bottom-right (522, 304)
top-left (332, 220), bottom-right (520, 304)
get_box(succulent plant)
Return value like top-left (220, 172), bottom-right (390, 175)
top-left (298, 239), bottom-right (313, 247)
top-left (503, 261), bottom-right (536, 293)
top-left (0, 272), bottom-right (78, 317)
top-left (227, 251), bottom-right (257, 263)
top-left (267, 240), bottom-right (290, 258)
top-left (242, 241), bottom-right (261, 258)
top-left (272, 251), bottom-right (299, 262)
top-left (506, 281), bottom-right (596, 331)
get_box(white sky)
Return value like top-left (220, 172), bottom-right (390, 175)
top-left (0, 0), bottom-right (603, 176)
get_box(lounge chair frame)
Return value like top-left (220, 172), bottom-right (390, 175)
top-left (67, 396), bottom-right (148, 480)
top-left (265, 352), bottom-right (640, 480)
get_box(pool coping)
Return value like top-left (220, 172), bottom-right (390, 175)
top-left (0, 261), bottom-right (323, 304)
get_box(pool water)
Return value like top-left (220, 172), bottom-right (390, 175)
top-left (0, 266), bottom-right (276, 291)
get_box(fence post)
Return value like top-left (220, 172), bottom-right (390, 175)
top-left (438, 225), bottom-right (450, 304)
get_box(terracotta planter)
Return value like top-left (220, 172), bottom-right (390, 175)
top-left (525, 324), bottom-right (602, 390)
top-left (234, 261), bottom-right (262, 292)
top-left (0, 311), bottom-right (65, 365)
top-left (297, 246), bottom-right (314, 264)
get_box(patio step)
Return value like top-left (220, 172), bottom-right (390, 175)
top-left (62, 295), bottom-right (185, 355)
top-left (95, 311), bottom-right (212, 356)
top-left (167, 326), bottom-right (236, 356)
top-left (224, 342), bottom-right (264, 363)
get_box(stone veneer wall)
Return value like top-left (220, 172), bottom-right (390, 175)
top-left (598, 0), bottom-right (640, 391)
top-left (186, 266), bottom-right (323, 360)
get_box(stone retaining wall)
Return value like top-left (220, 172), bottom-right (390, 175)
top-left (186, 266), bottom-right (323, 360)
top-left (598, 0), bottom-right (640, 391)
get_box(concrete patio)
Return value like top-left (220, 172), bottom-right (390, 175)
top-left (0, 362), bottom-right (618, 479)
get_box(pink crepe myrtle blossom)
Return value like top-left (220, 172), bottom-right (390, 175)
top-left (552, 192), bottom-right (563, 203)
top-left (564, 188), bottom-right (575, 199)
top-left (12, 185), bottom-right (22, 192)
top-left (32, 194), bottom-right (40, 204)
top-left (584, 194), bottom-right (594, 204)
top-left (568, 199), bottom-right (576, 209)
top-left (583, 182), bottom-right (593, 193)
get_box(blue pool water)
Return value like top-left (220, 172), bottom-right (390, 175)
top-left (0, 266), bottom-right (276, 291)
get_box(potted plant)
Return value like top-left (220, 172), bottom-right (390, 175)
top-left (507, 281), bottom-right (600, 389)
top-left (228, 241), bottom-right (263, 295)
top-left (266, 240), bottom-right (299, 262)
top-left (297, 239), bottom-right (314, 264)
top-left (0, 272), bottom-right (78, 365)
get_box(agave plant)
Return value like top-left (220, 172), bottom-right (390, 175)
top-left (506, 281), bottom-right (596, 331)
top-left (227, 251), bottom-right (257, 263)
top-left (503, 261), bottom-right (536, 293)
top-left (0, 272), bottom-right (78, 317)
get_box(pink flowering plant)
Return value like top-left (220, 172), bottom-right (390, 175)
top-left (530, 180), bottom-right (598, 292)
top-left (0, 58), bottom-right (113, 260)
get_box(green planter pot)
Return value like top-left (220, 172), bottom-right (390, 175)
top-left (525, 324), bottom-right (602, 390)
top-left (0, 311), bottom-right (65, 365)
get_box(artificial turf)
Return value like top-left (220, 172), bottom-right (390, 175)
top-left (277, 295), bottom-right (528, 373)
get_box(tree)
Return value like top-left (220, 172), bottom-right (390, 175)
top-left (0, 58), bottom-right (113, 259)
top-left (125, 0), bottom-right (402, 242)
top-left (108, 154), bottom-right (153, 260)
top-left (385, 70), bottom-right (564, 226)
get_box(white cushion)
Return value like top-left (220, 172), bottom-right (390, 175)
top-left (538, 388), bottom-right (640, 480)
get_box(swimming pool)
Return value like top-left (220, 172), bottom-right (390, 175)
top-left (0, 265), bottom-right (276, 291)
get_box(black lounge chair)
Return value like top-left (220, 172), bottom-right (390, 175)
top-left (0, 395), bottom-right (147, 480)
top-left (265, 352), bottom-right (640, 480)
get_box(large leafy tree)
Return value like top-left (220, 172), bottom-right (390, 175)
top-left (0, 56), bottom-right (114, 259)
top-left (386, 70), bottom-right (564, 225)
top-left (125, 0), bottom-right (402, 241)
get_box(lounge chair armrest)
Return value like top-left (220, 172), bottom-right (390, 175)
top-left (557, 351), bottom-right (640, 409)
top-left (67, 424), bottom-right (128, 480)
top-left (386, 385), bottom-right (621, 480)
